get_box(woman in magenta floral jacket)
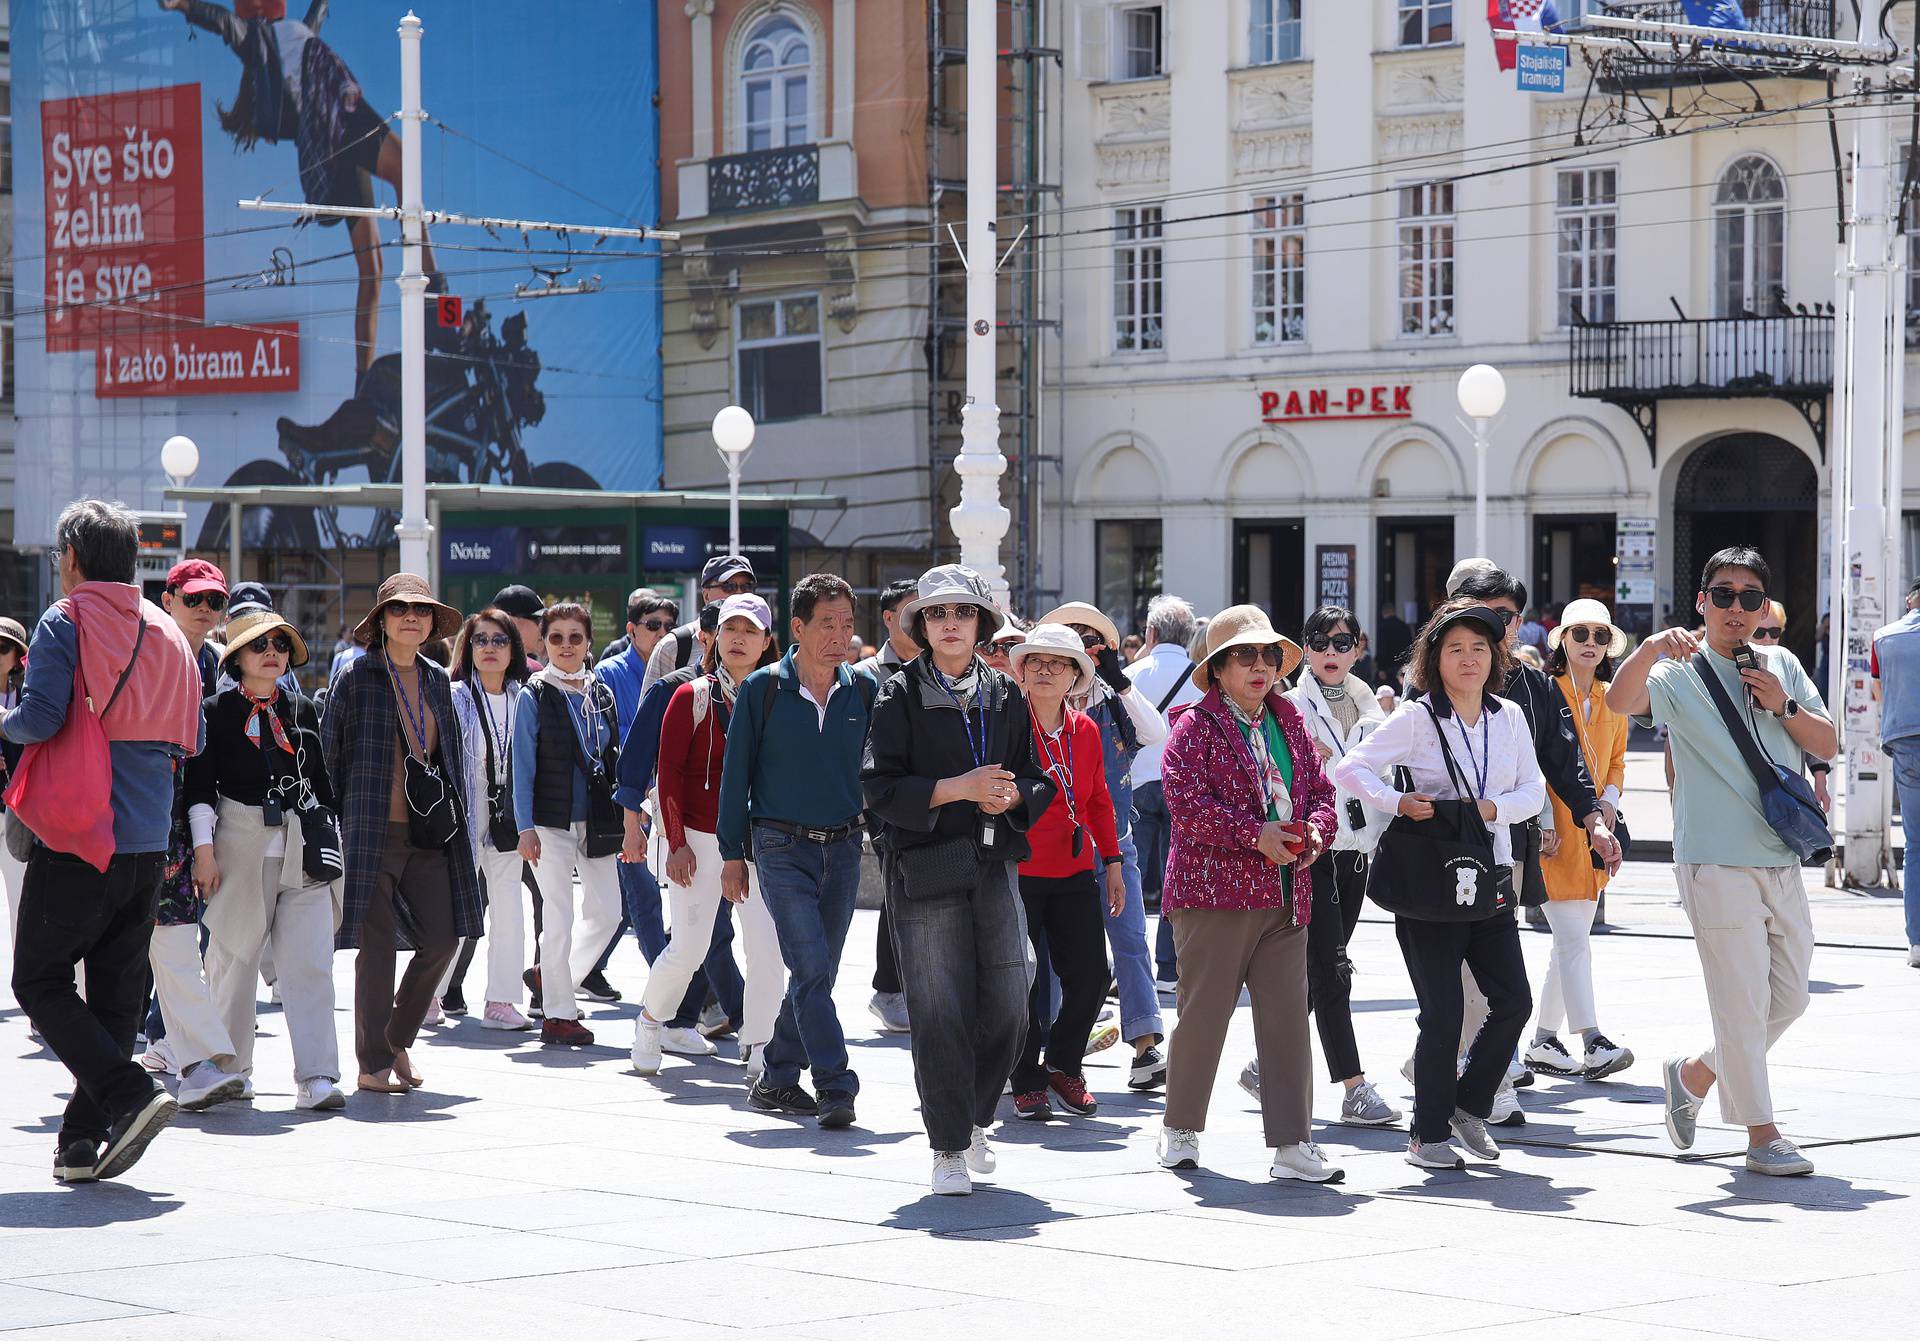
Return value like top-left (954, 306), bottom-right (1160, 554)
top-left (1154, 605), bottom-right (1341, 1184)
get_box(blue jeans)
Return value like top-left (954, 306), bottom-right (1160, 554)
top-left (755, 828), bottom-right (861, 1097)
top-left (1889, 739), bottom-right (1920, 947)
top-left (1104, 832), bottom-right (1164, 1042)
top-left (1133, 781), bottom-right (1177, 981)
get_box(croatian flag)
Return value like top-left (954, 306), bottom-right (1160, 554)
top-left (1681, 0), bottom-right (1753, 29)
top-left (1489, 0), bottom-right (1563, 73)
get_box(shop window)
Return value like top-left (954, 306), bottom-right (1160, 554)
top-left (1097, 519), bottom-right (1163, 635)
top-left (1398, 0), bottom-right (1453, 48)
top-left (739, 14), bottom-right (813, 151)
top-left (1113, 206), bottom-right (1165, 353)
top-left (1252, 193), bottom-right (1306, 346)
top-left (1397, 181), bottom-right (1455, 339)
top-left (1556, 167), bottom-right (1617, 326)
top-left (1713, 156), bottom-right (1785, 318)
top-left (736, 294), bottom-right (823, 421)
top-left (1251, 0), bottom-right (1303, 63)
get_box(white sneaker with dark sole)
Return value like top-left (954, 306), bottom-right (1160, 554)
top-left (1524, 1035), bottom-right (1581, 1077)
top-left (1582, 1034), bottom-right (1634, 1080)
top-left (1269, 1141), bottom-right (1345, 1183)
top-left (1156, 1126), bottom-right (1201, 1170)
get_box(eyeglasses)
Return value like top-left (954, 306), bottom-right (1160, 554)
top-left (919, 604), bottom-right (981, 624)
top-left (546, 630), bottom-right (587, 646)
top-left (1751, 626), bottom-right (1784, 641)
top-left (178, 590), bottom-right (227, 612)
top-left (1223, 646), bottom-right (1283, 669)
top-left (1563, 625), bottom-right (1610, 646)
top-left (638, 618), bottom-right (672, 632)
top-left (246, 633), bottom-right (293, 655)
top-left (1024, 655), bottom-right (1078, 677)
top-left (1707, 586), bottom-right (1769, 612)
top-left (1305, 633), bottom-right (1356, 653)
top-left (471, 632), bottom-right (512, 649)
top-left (387, 601), bottom-right (439, 619)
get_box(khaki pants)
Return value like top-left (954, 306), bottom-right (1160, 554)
top-left (1675, 863), bottom-right (1813, 1126)
top-left (1165, 906), bottom-right (1311, 1148)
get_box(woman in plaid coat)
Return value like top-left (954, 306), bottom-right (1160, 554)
top-left (322, 574), bottom-right (483, 1095)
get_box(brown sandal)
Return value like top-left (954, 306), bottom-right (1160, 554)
top-left (356, 1071), bottom-right (409, 1094)
top-left (391, 1050), bottom-right (424, 1089)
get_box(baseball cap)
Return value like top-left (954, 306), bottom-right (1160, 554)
top-left (166, 559), bottom-right (227, 595)
top-left (701, 554), bottom-right (755, 588)
top-left (227, 580), bottom-right (274, 617)
top-left (698, 600), bottom-right (724, 633)
top-left (491, 585), bottom-right (545, 620)
top-left (717, 592), bottom-right (773, 632)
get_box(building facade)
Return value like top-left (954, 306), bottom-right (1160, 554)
top-left (1052, 0), bottom-right (1907, 672)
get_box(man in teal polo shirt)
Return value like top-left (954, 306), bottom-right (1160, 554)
top-left (718, 573), bottom-right (878, 1129)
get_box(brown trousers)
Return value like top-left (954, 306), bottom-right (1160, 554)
top-left (1165, 905), bottom-right (1312, 1147)
top-left (354, 823), bottom-right (459, 1075)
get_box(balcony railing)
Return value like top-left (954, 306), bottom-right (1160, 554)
top-left (1571, 314), bottom-right (1833, 458)
top-left (707, 145), bottom-right (821, 215)
top-left (1590, 1), bottom-right (1835, 89)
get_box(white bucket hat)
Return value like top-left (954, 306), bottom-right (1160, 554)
top-left (897, 563), bottom-right (996, 631)
top-left (1037, 601), bottom-right (1120, 650)
top-left (1009, 623), bottom-right (1096, 695)
top-left (1547, 598), bottom-right (1630, 659)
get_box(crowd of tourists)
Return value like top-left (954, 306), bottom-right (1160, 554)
top-left (3, 499), bottom-right (1845, 1194)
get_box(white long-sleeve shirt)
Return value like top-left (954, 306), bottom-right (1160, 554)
top-left (1124, 642), bottom-right (1199, 785)
top-left (1333, 693), bottom-right (1546, 867)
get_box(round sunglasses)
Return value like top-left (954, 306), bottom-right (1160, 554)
top-left (1561, 625), bottom-right (1611, 646)
top-left (245, 633), bottom-right (294, 655)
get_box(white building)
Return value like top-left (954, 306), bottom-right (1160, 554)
top-left (1051, 0), bottom-right (1908, 673)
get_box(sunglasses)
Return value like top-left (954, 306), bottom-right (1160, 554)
top-left (1706, 586), bottom-right (1769, 612)
top-left (919, 604), bottom-right (982, 624)
top-left (1024, 655), bottom-right (1079, 677)
top-left (1067, 625), bottom-right (1106, 650)
top-left (179, 590), bottom-right (228, 612)
top-left (715, 577), bottom-right (756, 595)
top-left (638, 618), bottom-right (672, 632)
top-left (386, 601), bottom-right (439, 619)
top-left (1305, 633), bottom-right (1356, 653)
top-left (471, 632), bottom-right (513, 649)
top-left (1751, 626), bottom-right (1784, 641)
top-left (1490, 608), bottom-right (1519, 628)
top-left (245, 633), bottom-right (293, 655)
top-left (1562, 625), bottom-right (1611, 646)
top-left (546, 630), bottom-right (588, 647)
top-left (1223, 646), bottom-right (1283, 669)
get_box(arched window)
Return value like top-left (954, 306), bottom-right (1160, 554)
top-left (740, 15), bottom-right (812, 151)
top-left (1713, 156), bottom-right (1785, 317)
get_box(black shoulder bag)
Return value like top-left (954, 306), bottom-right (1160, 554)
top-left (393, 667), bottom-right (459, 852)
top-left (1364, 703), bottom-right (1513, 922)
top-left (474, 689), bottom-right (521, 854)
top-left (1691, 653), bottom-right (1832, 864)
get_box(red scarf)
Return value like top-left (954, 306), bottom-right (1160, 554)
top-left (241, 686), bottom-right (295, 757)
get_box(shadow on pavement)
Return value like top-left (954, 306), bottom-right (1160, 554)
top-left (885, 1185), bottom-right (1079, 1235)
top-left (0, 1184), bottom-right (182, 1230)
top-left (1385, 1168), bottom-right (1593, 1213)
top-left (1682, 1172), bottom-right (1907, 1221)
top-left (726, 1125), bottom-right (916, 1158)
top-left (1169, 1169), bottom-right (1370, 1218)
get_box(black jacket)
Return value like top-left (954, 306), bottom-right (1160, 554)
top-left (861, 655), bottom-right (1056, 864)
top-left (1506, 664), bottom-right (1598, 824)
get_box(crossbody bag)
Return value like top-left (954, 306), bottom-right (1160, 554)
top-left (1691, 653), bottom-right (1832, 864)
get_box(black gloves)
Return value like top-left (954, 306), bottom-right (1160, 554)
top-left (1095, 644), bottom-right (1131, 693)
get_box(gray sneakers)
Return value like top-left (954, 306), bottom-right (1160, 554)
top-left (1747, 1137), bottom-right (1815, 1177)
top-left (1405, 1137), bottom-right (1465, 1170)
top-left (1662, 1057), bottom-right (1702, 1151)
top-left (1341, 1079), bottom-right (1401, 1126)
top-left (1449, 1109), bottom-right (1501, 1161)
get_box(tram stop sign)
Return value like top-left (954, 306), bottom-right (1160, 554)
top-left (438, 295), bottom-right (464, 328)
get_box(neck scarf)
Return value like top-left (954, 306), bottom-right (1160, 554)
top-left (1227, 694), bottom-right (1294, 822)
top-left (537, 662), bottom-right (594, 693)
top-left (1319, 678), bottom-right (1348, 702)
top-left (241, 685), bottom-right (295, 756)
top-left (936, 659), bottom-right (980, 706)
top-left (713, 662), bottom-right (742, 706)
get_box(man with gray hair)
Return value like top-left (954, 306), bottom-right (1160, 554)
top-left (1124, 594), bottom-right (1202, 996)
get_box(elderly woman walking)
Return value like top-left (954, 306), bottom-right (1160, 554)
top-left (1155, 606), bottom-right (1342, 1184)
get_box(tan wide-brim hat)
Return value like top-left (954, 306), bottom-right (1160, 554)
top-left (353, 572), bottom-right (462, 645)
top-left (1038, 602), bottom-right (1120, 650)
top-left (1192, 604), bottom-right (1302, 690)
top-left (1009, 622), bottom-right (1097, 696)
top-left (0, 616), bottom-right (27, 659)
top-left (219, 608), bottom-right (311, 670)
top-left (1547, 598), bottom-right (1630, 659)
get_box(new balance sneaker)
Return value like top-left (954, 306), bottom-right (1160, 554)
top-left (176, 1062), bottom-right (247, 1112)
top-left (868, 991), bottom-right (911, 1033)
top-left (1489, 1078), bottom-right (1526, 1127)
top-left (1128, 1046), bottom-right (1168, 1091)
top-left (541, 1018), bottom-right (594, 1047)
top-left (1013, 1090), bottom-right (1053, 1121)
top-left (139, 1037), bottom-right (178, 1076)
top-left (966, 1125), bottom-right (996, 1175)
top-left (1746, 1136), bottom-right (1815, 1177)
top-left (1156, 1126), bottom-right (1201, 1170)
top-left (931, 1152), bottom-right (971, 1196)
top-left (1406, 1137), bottom-right (1465, 1170)
top-left (577, 970), bottom-right (622, 1003)
top-left (1238, 1058), bottom-right (1261, 1101)
top-left (1582, 1033), bottom-right (1635, 1080)
top-left (53, 1139), bottom-right (100, 1184)
top-left (817, 1091), bottom-right (857, 1129)
top-left (1269, 1141), bottom-right (1345, 1184)
top-left (1047, 1070), bottom-right (1097, 1116)
top-left (1449, 1109), bottom-right (1501, 1161)
top-left (1340, 1079), bottom-right (1401, 1127)
top-left (1524, 1034), bottom-right (1581, 1077)
top-left (295, 1079), bottom-right (346, 1112)
top-left (629, 1015), bottom-right (663, 1075)
top-left (1661, 1057), bottom-right (1702, 1152)
top-left (94, 1087), bottom-right (178, 1181)
top-left (481, 1002), bottom-right (535, 1031)
top-left (661, 1026), bottom-right (716, 1057)
top-left (748, 1080), bottom-right (818, 1115)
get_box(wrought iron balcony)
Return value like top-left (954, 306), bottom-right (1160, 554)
top-left (1569, 313), bottom-right (1833, 459)
top-left (1591, 1), bottom-right (1835, 91)
top-left (707, 145), bottom-right (821, 215)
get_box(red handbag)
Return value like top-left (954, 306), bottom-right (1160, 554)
top-left (3, 617), bottom-right (148, 873)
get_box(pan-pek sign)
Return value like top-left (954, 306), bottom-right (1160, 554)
top-left (1259, 384), bottom-right (1414, 424)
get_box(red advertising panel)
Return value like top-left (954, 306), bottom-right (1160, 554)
top-left (95, 322), bottom-right (299, 398)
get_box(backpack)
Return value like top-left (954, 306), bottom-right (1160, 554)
top-left (671, 626), bottom-right (697, 672)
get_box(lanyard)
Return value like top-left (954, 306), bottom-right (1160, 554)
top-left (387, 658), bottom-right (430, 760)
top-left (1031, 709), bottom-right (1078, 828)
top-left (933, 665), bottom-right (988, 767)
top-left (478, 688), bottom-right (513, 780)
top-left (1449, 711), bottom-right (1491, 800)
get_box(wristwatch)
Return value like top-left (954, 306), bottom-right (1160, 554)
top-left (1779, 697), bottom-right (1800, 720)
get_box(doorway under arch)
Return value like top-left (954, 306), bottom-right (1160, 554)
top-left (1673, 433), bottom-right (1818, 664)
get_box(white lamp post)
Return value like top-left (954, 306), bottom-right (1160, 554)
top-left (161, 434), bottom-right (200, 487)
top-left (1456, 364), bottom-right (1507, 558)
top-left (711, 404), bottom-right (756, 557)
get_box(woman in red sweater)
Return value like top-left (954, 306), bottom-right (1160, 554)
top-left (1009, 624), bottom-right (1126, 1120)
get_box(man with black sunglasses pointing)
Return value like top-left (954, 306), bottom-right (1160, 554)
top-left (1609, 546), bottom-right (1835, 1177)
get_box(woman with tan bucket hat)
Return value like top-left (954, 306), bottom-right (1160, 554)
top-left (321, 574), bottom-right (482, 1094)
top-left (1524, 598), bottom-right (1635, 1084)
top-left (1154, 605), bottom-right (1344, 1184)
top-left (188, 608), bottom-right (346, 1112)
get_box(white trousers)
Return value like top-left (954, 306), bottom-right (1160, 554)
top-left (149, 922), bottom-right (237, 1071)
top-left (203, 861), bottom-right (341, 1084)
top-left (640, 827), bottom-right (783, 1050)
top-left (530, 823), bottom-right (622, 1022)
top-left (1676, 863), bottom-right (1814, 1126)
top-left (480, 846), bottom-right (529, 1004)
top-left (1535, 898), bottom-right (1600, 1035)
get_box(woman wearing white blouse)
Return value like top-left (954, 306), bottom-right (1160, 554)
top-left (1335, 600), bottom-right (1545, 1171)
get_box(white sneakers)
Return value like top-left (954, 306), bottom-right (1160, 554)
top-left (1269, 1141), bottom-right (1344, 1183)
top-left (176, 1063), bottom-right (247, 1112)
top-left (931, 1152), bottom-right (972, 1196)
top-left (661, 1026), bottom-right (716, 1057)
top-left (966, 1126), bottom-right (996, 1175)
top-left (1488, 1077), bottom-right (1524, 1126)
top-left (1524, 1035), bottom-right (1581, 1076)
top-left (139, 1037), bottom-right (178, 1076)
top-left (1156, 1126), bottom-right (1201, 1170)
top-left (296, 1079), bottom-right (346, 1111)
top-left (741, 1043), bottom-right (766, 1086)
top-left (1908, 945), bottom-right (1920, 968)
top-left (630, 1015), bottom-right (664, 1075)
top-left (481, 1002), bottom-right (535, 1031)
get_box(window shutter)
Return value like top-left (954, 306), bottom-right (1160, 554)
top-left (1159, 3), bottom-right (1174, 76)
top-left (1076, 2), bottom-right (1110, 81)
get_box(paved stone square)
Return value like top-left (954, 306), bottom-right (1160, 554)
top-left (3, 853), bottom-right (1915, 1339)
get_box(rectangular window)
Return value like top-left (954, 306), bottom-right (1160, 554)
top-left (1097, 519), bottom-right (1163, 636)
top-left (1251, 192), bottom-right (1306, 345)
top-left (1398, 0), bottom-right (1454, 48)
top-left (1117, 4), bottom-right (1164, 80)
top-left (1397, 181), bottom-right (1455, 338)
top-left (1113, 206), bottom-right (1165, 353)
top-left (736, 294), bottom-right (823, 421)
top-left (1556, 167), bottom-right (1617, 326)
top-left (1251, 0), bottom-right (1302, 64)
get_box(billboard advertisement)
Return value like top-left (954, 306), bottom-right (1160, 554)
top-left (11, 0), bottom-right (663, 550)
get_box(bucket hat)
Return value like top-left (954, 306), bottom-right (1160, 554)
top-left (1038, 602), bottom-right (1120, 650)
top-left (1547, 598), bottom-right (1630, 659)
top-left (897, 564), bottom-right (996, 630)
top-left (220, 608), bottom-right (310, 671)
top-left (0, 617), bottom-right (28, 659)
top-left (354, 573), bottom-right (462, 644)
top-left (1192, 605), bottom-right (1301, 690)
top-left (1010, 623), bottom-right (1096, 696)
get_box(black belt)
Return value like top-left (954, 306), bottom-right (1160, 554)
top-left (755, 817), bottom-right (863, 845)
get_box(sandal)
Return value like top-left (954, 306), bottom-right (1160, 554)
top-left (356, 1071), bottom-right (409, 1094)
top-left (392, 1050), bottom-right (424, 1089)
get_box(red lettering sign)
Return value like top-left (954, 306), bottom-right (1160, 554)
top-left (95, 323), bottom-right (300, 398)
top-left (1258, 385), bottom-right (1415, 424)
top-left (1259, 389), bottom-right (1280, 417)
top-left (42, 85), bottom-right (204, 353)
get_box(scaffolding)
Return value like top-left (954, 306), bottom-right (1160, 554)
top-left (927, 0), bottom-right (1061, 614)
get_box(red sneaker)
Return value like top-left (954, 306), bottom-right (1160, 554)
top-left (1048, 1070), bottom-right (1098, 1116)
top-left (541, 1018), bottom-right (595, 1047)
top-left (1012, 1090), bottom-right (1053, 1120)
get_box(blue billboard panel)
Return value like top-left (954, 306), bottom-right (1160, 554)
top-left (11, 0), bottom-right (663, 549)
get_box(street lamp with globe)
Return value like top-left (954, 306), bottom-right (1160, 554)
top-left (1455, 365), bottom-right (1506, 558)
top-left (711, 405), bottom-right (756, 558)
top-left (161, 434), bottom-right (200, 488)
